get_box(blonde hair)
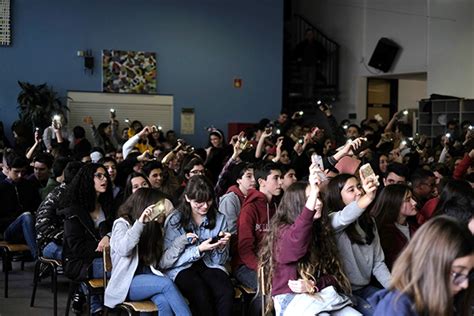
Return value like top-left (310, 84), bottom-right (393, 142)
top-left (390, 216), bottom-right (473, 316)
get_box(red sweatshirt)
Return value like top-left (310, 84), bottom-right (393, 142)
top-left (232, 189), bottom-right (277, 271)
top-left (272, 207), bottom-right (315, 296)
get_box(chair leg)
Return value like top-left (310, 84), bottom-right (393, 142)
top-left (65, 282), bottom-right (78, 316)
top-left (52, 265), bottom-right (58, 316)
top-left (30, 260), bottom-right (41, 306)
top-left (4, 250), bottom-right (10, 298)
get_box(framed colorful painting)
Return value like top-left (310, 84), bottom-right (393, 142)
top-left (102, 50), bottom-right (157, 94)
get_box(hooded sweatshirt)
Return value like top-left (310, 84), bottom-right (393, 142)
top-left (232, 188), bottom-right (277, 271)
top-left (219, 185), bottom-right (246, 235)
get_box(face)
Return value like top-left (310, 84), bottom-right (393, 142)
top-left (133, 161), bottom-right (144, 173)
top-left (148, 168), bottom-right (163, 188)
top-left (468, 218), bottom-right (474, 235)
top-left (278, 113), bottom-right (288, 124)
top-left (186, 195), bottom-right (213, 217)
top-left (115, 152), bottom-right (124, 164)
top-left (340, 177), bottom-right (362, 206)
top-left (383, 172), bottom-right (406, 186)
top-left (210, 135), bottom-right (222, 148)
top-left (93, 167), bottom-right (108, 194)
top-left (33, 162), bottom-right (49, 181)
top-left (415, 176), bottom-right (436, 199)
top-left (7, 167), bottom-right (25, 182)
top-left (399, 191), bottom-right (417, 217)
top-left (280, 150), bottom-right (290, 165)
top-left (104, 125), bottom-right (112, 136)
top-left (379, 155), bottom-right (389, 174)
top-left (259, 170), bottom-right (282, 197)
top-left (450, 254), bottom-right (474, 296)
top-left (236, 168), bottom-right (256, 195)
top-left (81, 155), bottom-right (92, 164)
top-left (103, 161), bottom-right (117, 181)
top-left (346, 127), bottom-right (359, 139)
top-left (187, 164), bottom-right (205, 179)
top-left (131, 176), bottom-right (149, 193)
top-left (281, 169), bottom-right (297, 191)
top-left (306, 185), bottom-right (323, 219)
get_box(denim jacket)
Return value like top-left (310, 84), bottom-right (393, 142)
top-left (161, 209), bottom-right (229, 280)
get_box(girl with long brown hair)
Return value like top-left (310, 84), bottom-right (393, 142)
top-left (259, 164), bottom-right (360, 315)
top-left (370, 216), bottom-right (474, 316)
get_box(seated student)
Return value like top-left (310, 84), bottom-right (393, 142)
top-left (173, 157), bottom-right (206, 203)
top-left (27, 152), bottom-right (54, 193)
top-left (162, 176), bottom-right (233, 316)
top-left (279, 164), bottom-right (298, 191)
top-left (371, 184), bottom-right (418, 270)
top-left (98, 157), bottom-right (121, 199)
top-left (382, 162), bottom-right (409, 187)
top-left (0, 153), bottom-right (41, 260)
top-left (61, 163), bottom-right (114, 315)
top-left (36, 161), bottom-right (82, 260)
top-left (120, 171), bottom-right (151, 204)
top-left (218, 162), bottom-right (255, 236)
top-left (232, 161), bottom-right (282, 291)
top-left (325, 172), bottom-right (388, 316)
top-left (41, 156), bottom-right (71, 199)
top-left (410, 169), bottom-right (437, 210)
top-left (370, 216), bottom-right (473, 316)
top-left (142, 160), bottom-right (181, 199)
top-left (104, 188), bottom-right (191, 316)
top-left (260, 165), bottom-right (359, 315)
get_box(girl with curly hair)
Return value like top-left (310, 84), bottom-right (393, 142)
top-left (104, 188), bottom-right (191, 316)
top-left (259, 164), bottom-right (358, 315)
top-left (61, 163), bottom-right (114, 315)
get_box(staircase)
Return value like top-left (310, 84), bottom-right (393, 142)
top-left (283, 14), bottom-right (340, 114)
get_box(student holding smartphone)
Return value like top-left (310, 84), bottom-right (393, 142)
top-left (104, 188), bottom-right (191, 316)
top-left (162, 175), bottom-right (234, 316)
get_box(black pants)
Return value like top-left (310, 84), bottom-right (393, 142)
top-left (175, 260), bottom-right (234, 316)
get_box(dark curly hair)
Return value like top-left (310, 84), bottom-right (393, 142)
top-left (62, 163), bottom-right (113, 213)
top-left (176, 175), bottom-right (217, 230)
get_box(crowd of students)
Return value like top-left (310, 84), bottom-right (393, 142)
top-left (0, 105), bottom-right (473, 316)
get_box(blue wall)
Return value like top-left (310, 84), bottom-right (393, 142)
top-left (0, 0), bottom-right (283, 146)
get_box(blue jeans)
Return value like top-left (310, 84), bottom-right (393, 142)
top-left (129, 271), bottom-right (191, 316)
top-left (352, 285), bottom-right (381, 316)
top-left (234, 264), bottom-right (257, 291)
top-left (42, 242), bottom-right (62, 260)
top-left (4, 212), bottom-right (37, 259)
top-left (80, 257), bottom-right (106, 313)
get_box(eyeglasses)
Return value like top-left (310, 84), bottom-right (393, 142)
top-left (94, 172), bottom-right (108, 181)
top-left (451, 271), bottom-right (474, 286)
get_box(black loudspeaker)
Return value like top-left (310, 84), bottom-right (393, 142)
top-left (368, 38), bottom-right (400, 72)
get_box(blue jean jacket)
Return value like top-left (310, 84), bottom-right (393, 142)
top-left (161, 209), bottom-right (229, 280)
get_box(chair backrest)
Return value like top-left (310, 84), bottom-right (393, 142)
top-left (102, 247), bottom-right (112, 287)
top-left (259, 266), bottom-right (265, 316)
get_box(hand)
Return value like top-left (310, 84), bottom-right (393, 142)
top-left (137, 150), bottom-right (152, 162)
top-left (308, 163), bottom-right (322, 189)
top-left (138, 126), bottom-right (151, 139)
top-left (359, 168), bottom-right (379, 202)
top-left (186, 233), bottom-right (198, 244)
top-left (293, 142), bottom-right (304, 156)
top-left (34, 130), bottom-right (42, 143)
top-left (215, 232), bottom-right (231, 249)
top-left (287, 279), bottom-right (315, 294)
top-left (138, 204), bottom-right (156, 223)
top-left (261, 129), bottom-right (272, 139)
top-left (198, 237), bottom-right (221, 253)
top-left (469, 149), bottom-right (474, 159)
top-left (390, 148), bottom-right (402, 163)
top-left (96, 236), bottom-right (110, 252)
top-left (83, 116), bottom-right (94, 126)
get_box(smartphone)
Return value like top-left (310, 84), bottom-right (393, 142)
top-left (150, 200), bottom-right (166, 220)
top-left (351, 137), bottom-right (371, 155)
top-left (311, 153), bottom-right (323, 169)
top-left (238, 136), bottom-right (249, 150)
top-left (210, 234), bottom-right (223, 244)
top-left (52, 115), bottom-right (61, 129)
top-left (110, 108), bottom-right (116, 118)
top-left (360, 163), bottom-right (379, 185)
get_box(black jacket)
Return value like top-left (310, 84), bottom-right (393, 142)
top-left (60, 205), bottom-right (112, 281)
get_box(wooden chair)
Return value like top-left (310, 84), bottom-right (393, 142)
top-left (0, 240), bottom-right (29, 298)
top-left (30, 256), bottom-right (62, 316)
top-left (102, 247), bottom-right (159, 316)
top-left (65, 251), bottom-right (109, 316)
